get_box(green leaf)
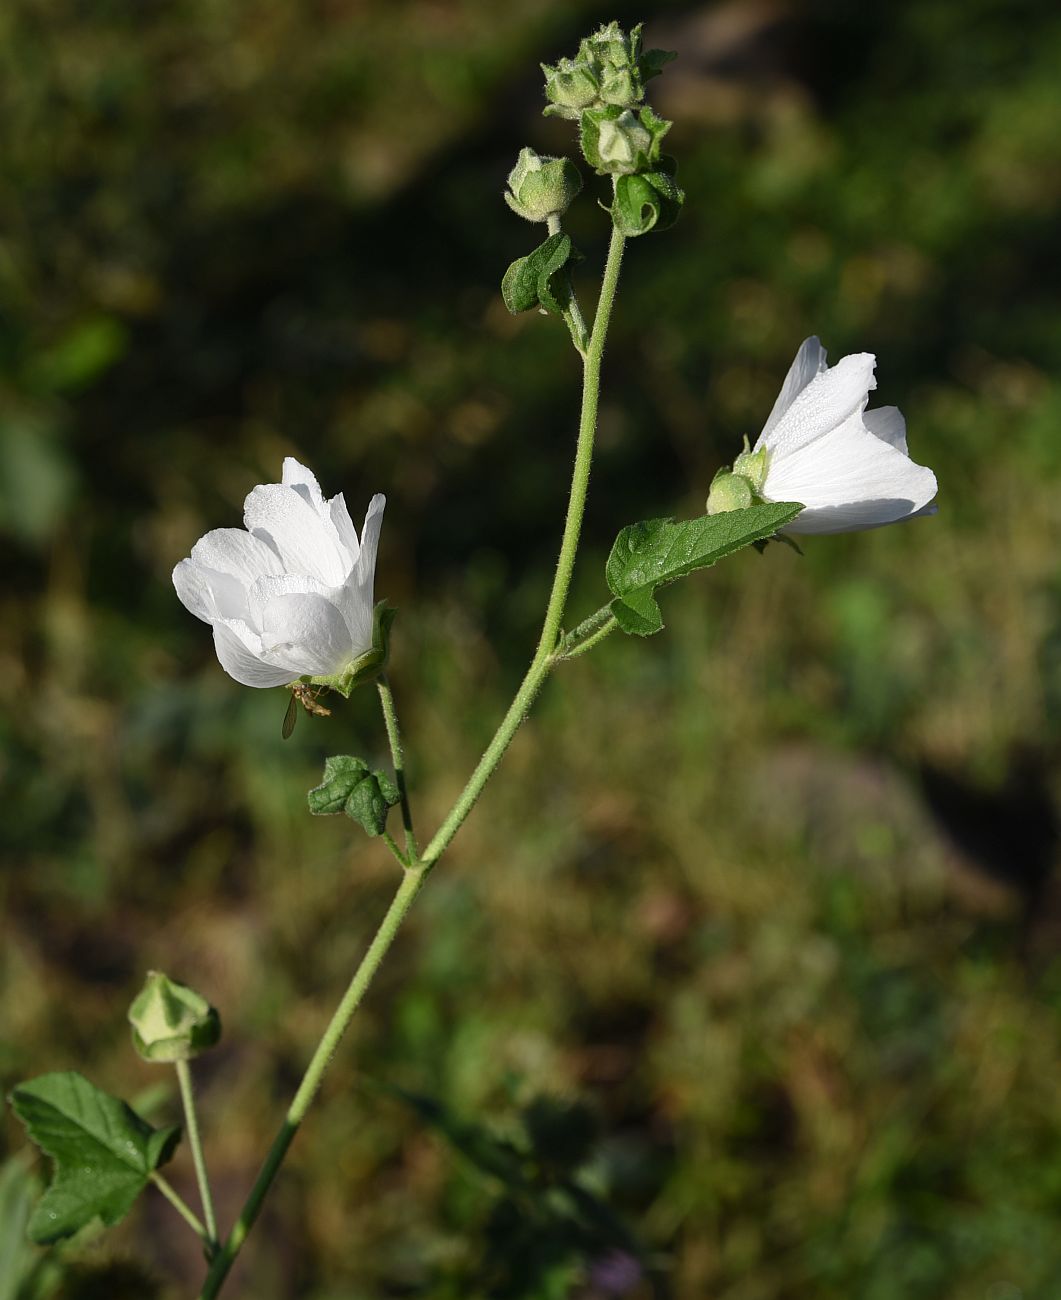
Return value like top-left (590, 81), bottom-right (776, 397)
top-left (7, 1072), bottom-right (180, 1244)
top-left (501, 233), bottom-right (575, 317)
top-left (307, 755), bottom-right (400, 836)
top-left (611, 169), bottom-right (684, 237)
top-left (605, 501), bottom-right (804, 636)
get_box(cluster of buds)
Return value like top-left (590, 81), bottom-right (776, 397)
top-left (502, 20), bottom-right (682, 281)
top-left (540, 21), bottom-right (675, 121)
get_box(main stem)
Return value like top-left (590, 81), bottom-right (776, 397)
top-left (422, 222), bottom-right (626, 867)
top-left (199, 867), bottom-right (426, 1298)
top-left (198, 223), bottom-right (627, 1299)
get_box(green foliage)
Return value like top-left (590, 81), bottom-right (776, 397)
top-left (3, 0), bottom-right (1061, 1294)
top-left (501, 233), bottom-right (577, 316)
top-left (7, 1074), bottom-right (180, 1245)
top-left (610, 167), bottom-right (684, 236)
top-left (605, 502), bottom-right (803, 635)
top-left (307, 756), bottom-right (400, 837)
top-left (388, 1090), bottom-right (642, 1299)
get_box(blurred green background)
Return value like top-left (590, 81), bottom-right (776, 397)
top-left (2, 0), bottom-right (1060, 1296)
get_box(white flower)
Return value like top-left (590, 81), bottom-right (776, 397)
top-left (173, 457), bottom-right (385, 688)
top-left (749, 336), bottom-right (937, 534)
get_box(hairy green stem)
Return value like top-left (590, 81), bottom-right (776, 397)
top-left (198, 866), bottom-right (427, 1298)
top-left (152, 1171), bottom-right (210, 1244)
top-left (377, 674), bottom-right (418, 861)
top-left (421, 222), bottom-right (626, 867)
top-left (176, 1059), bottom-right (218, 1249)
top-left (554, 606), bottom-right (619, 661)
top-left (198, 222), bottom-right (627, 1298)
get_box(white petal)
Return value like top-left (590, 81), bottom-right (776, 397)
top-left (282, 457), bottom-right (326, 513)
top-left (257, 592), bottom-right (354, 676)
top-left (760, 336), bottom-right (828, 440)
top-left (190, 528), bottom-right (285, 584)
top-left (212, 621), bottom-right (296, 688)
top-left (340, 494), bottom-right (385, 650)
top-left (172, 559), bottom-right (247, 624)
top-left (763, 415), bottom-right (937, 535)
top-left (243, 484), bottom-right (351, 586)
top-left (863, 405), bottom-right (908, 454)
top-left (757, 352), bottom-right (877, 460)
top-left (327, 493), bottom-right (361, 566)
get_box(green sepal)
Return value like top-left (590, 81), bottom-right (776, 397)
top-left (579, 104), bottom-right (671, 177)
top-left (640, 46), bottom-right (677, 81)
top-left (605, 501), bottom-right (804, 636)
top-left (611, 169), bottom-right (685, 236)
top-left (307, 755), bottom-right (400, 837)
top-left (7, 1071), bottom-right (181, 1244)
top-left (501, 232), bottom-right (579, 317)
top-left (310, 600), bottom-right (395, 698)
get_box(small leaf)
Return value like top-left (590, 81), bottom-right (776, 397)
top-left (7, 1072), bottom-right (180, 1244)
top-left (501, 233), bottom-right (575, 317)
top-left (611, 170), bottom-right (684, 237)
top-left (605, 501), bottom-right (803, 636)
top-left (307, 755), bottom-right (399, 836)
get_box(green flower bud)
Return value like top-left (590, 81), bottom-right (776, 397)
top-left (543, 22), bottom-right (676, 121)
top-left (541, 57), bottom-right (599, 120)
top-left (128, 971), bottom-right (221, 1064)
top-left (732, 439), bottom-right (769, 491)
top-left (706, 470), bottom-right (756, 516)
top-left (580, 104), bottom-right (672, 177)
top-left (504, 148), bottom-right (583, 223)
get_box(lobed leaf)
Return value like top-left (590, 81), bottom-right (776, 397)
top-left (7, 1072), bottom-right (180, 1244)
top-left (307, 755), bottom-right (400, 836)
top-left (605, 501), bottom-right (803, 635)
top-left (501, 233), bottom-right (576, 317)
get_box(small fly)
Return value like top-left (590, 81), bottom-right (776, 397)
top-left (282, 683), bottom-right (332, 739)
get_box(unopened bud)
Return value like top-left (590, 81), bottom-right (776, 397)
top-left (706, 471), bottom-right (756, 516)
top-left (504, 148), bottom-right (583, 223)
top-left (128, 971), bottom-right (221, 1064)
top-left (541, 57), bottom-right (599, 120)
top-left (732, 440), bottom-right (769, 491)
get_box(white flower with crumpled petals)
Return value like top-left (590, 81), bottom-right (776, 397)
top-left (173, 458), bottom-right (385, 688)
top-left (708, 337), bottom-right (938, 534)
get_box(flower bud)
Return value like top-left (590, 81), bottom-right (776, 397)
top-left (128, 971), bottom-right (221, 1064)
top-left (732, 441), bottom-right (769, 491)
top-left (504, 148), bottom-right (583, 223)
top-left (541, 57), bottom-right (599, 120)
top-left (706, 471), bottom-right (756, 516)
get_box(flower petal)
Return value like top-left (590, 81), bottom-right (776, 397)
top-left (757, 352), bottom-right (877, 460)
top-left (327, 493), bottom-right (362, 567)
top-left (760, 336), bottom-right (828, 440)
top-left (282, 457), bottom-right (326, 513)
top-left (340, 494), bottom-right (385, 650)
top-left (173, 559), bottom-right (247, 624)
top-left (863, 405), bottom-right (908, 454)
top-left (762, 414), bottom-right (937, 535)
top-left (212, 621), bottom-right (296, 687)
top-left (190, 528), bottom-right (285, 584)
top-left (257, 592), bottom-right (353, 676)
top-left (243, 484), bottom-right (351, 586)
